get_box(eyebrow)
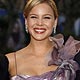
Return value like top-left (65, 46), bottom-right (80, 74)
top-left (29, 14), bottom-right (53, 16)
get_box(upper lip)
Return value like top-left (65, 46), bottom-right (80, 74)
top-left (34, 28), bottom-right (46, 30)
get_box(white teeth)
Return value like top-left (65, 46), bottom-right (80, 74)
top-left (35, 29), bottom-right (45, 32)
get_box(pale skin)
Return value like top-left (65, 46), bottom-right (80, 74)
top-left (6, 3), bottom-right (58, 77)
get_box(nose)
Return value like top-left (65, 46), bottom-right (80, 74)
top-left (37, 18), bottom-right (43, 26)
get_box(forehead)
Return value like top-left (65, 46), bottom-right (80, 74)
top-left (29, 3), bottom-right (54, 15)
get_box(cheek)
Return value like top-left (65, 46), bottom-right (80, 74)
top-left (28, 27), bottom-right (33, 35)
top-left (47, 22), bottom-right (54, 30)
top-left (50, 27), bottom-right (54, 33)
top-left (46, 20), bottom-right (54, 26)
top-left (27, 19), bottom-right (36, 28)
top-left (48, 22), bottom-right (54, 33)
top-left (27, 22), bottom-right (33, 29)
top-left (47, 24), bottom-right (53, 33)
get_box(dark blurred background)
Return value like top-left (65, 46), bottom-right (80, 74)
top-left (0, 0), bottom-right (80, 54)
top-left (55, 0), bottom-right (80, 40)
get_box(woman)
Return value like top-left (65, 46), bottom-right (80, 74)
top-left (6, 0), bottom-right (80, 80)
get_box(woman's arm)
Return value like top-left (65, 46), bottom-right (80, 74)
top-left (0, 54), bottom-right (10, 80)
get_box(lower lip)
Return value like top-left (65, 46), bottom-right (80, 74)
top-left (35, 31), bottom-right (44, 34)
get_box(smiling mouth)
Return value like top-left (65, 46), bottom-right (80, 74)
top-left (34, 28), bottom-right (46, 34)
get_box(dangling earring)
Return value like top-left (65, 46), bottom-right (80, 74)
top-left (53, 27), bottom-right (56, 35)
top-left (51, 27), bottom-right (56, 36)
top-left (25, 25), bottom-right (28, 33)
top-left (54, 27), bottom-right (56, 34)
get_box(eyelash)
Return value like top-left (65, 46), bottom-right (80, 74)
top-left (30, 16), bottom-right (51, 19)
top-left (30, 16), bottom-right (37, 18)
top-left (44, 17), bottom-right (51, 19)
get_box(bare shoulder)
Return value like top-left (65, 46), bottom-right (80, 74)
top-left (6, 52), bottom-right (15, 63)
top-left (6, 52), bottom-right (17, 67)
top-left (6, 52), bottom-right (16, 75)
top-left (6, 47), bottom-right (28, 61)
top-left (5, 47), bottom-right (29, 75)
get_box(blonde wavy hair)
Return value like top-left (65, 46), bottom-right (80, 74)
top-left (24, 0), bottom-right (58, 19)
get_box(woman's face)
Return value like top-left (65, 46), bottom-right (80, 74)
top-left (25, 3), bottom-right (57, 41)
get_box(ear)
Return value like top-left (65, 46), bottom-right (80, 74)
top-left (25, 18), bottom-right (28, 26)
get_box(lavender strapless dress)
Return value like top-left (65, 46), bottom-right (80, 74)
top-left (11, 71), bottom-right (55, 80)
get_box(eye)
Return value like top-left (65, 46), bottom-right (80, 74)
top-left (44, 16), bottom-right (51, 19)
top-left (30, 16), bottom-right (37, 19)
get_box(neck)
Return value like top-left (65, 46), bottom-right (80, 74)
top-left (28, 38), bottom-right (53, 56)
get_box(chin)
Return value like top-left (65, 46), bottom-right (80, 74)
top-left (34, 36), bottom-right (48, 41)
top-left (31, 33), bottom-right (49, 41)
top-left (35, 38), bottom-right (45, 41)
